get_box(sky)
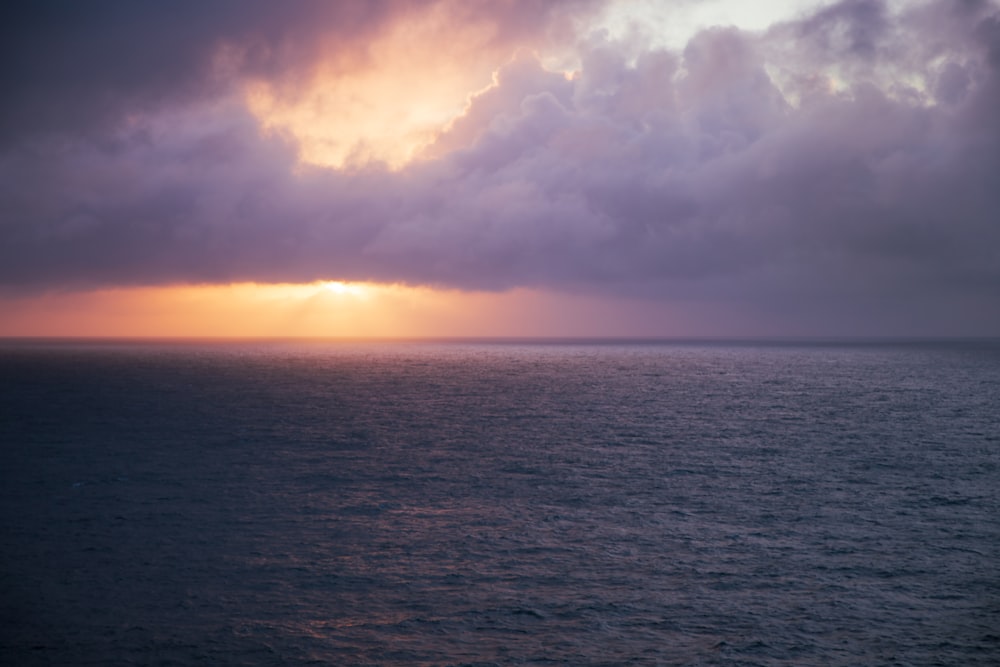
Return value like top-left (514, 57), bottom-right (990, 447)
top-left (1, 0), bottom-right (998, 338)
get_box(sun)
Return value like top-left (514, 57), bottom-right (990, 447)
top-left (319, 281), bottom-right (370, 298)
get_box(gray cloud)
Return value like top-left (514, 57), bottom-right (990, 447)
top-left (0, 1), bottom-right (386, 145)
top-left (0, 0), bottom-right (595, 146)
top-left (1, 0), bottom-right (998, 335)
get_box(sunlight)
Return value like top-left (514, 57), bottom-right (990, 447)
top-left (0, 282), bottom-right (697, 339)
top-left (244, 5), bottom-right (505, 170)
top-left (319, 281), bottom-right (371, 298)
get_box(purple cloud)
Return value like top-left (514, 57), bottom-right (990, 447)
top-left (1, 0), bottom-right (998, 335)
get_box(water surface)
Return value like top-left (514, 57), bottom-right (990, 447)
top-left (2, 339), bottom-right (998, 665)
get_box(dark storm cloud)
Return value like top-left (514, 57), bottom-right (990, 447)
top-left (0, 1), bottom-right (387, 145)
top-left (1, 0), bottom-right (998, 334)
top-left (0, 0), bottom-right (592, 145)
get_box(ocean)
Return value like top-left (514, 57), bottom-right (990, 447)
top-left (1, 339), bottom-right (998, 665)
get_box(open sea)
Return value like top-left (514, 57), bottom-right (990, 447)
top-left (1, 338), bottom-right (999, 666)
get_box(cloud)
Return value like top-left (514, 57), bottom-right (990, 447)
top-left (0, 1), bottom-right (380, 145)
top-left (0, 0), bottom-right (597, 147)
top-left (1, 0), bottom-right (998, 334)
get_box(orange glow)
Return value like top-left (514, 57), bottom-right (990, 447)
top-left (0, 282), bottom-right (441, 338)
top-left (0, 282), bottom-right (699, 339)
top-left (245, 6), bottom-right (513, 170)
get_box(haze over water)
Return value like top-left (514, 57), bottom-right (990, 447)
top-left (2, 339), bottom-right (999, 665)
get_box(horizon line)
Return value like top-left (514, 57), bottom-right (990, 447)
top-left (2, 335), bottom-right (999, 345)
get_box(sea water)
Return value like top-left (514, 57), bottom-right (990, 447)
top-left (1, 339), bottom-right (998, 665)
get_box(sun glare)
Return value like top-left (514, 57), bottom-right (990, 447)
top-left (320, 281), bottom-right (370, 297)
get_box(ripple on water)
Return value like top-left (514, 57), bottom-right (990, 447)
top-left (1, 339), bottom-right (999, 665)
